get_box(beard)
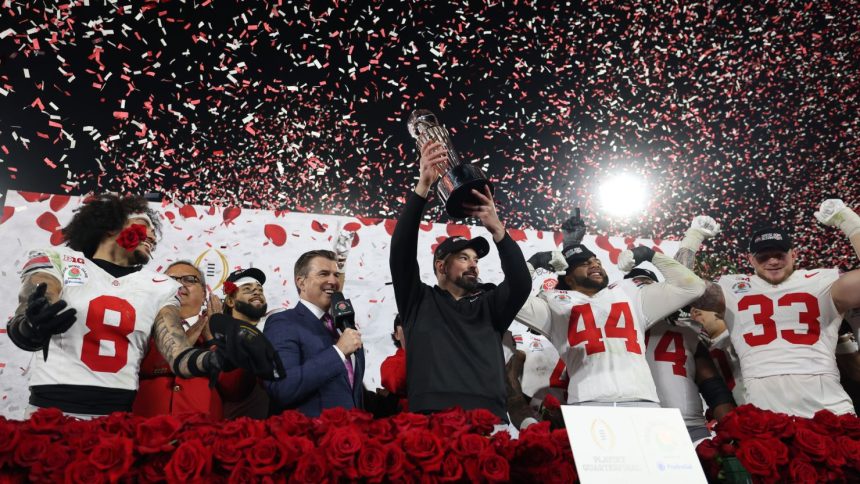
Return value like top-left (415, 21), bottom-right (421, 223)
top-left (234, 300), bottom-right (268, 321)
top-left (453, 272), bottom-right (480, 293)
top-left (132, 248), bottom-right (151, 265)
top-left (573, 271), bottom-right (609, 291)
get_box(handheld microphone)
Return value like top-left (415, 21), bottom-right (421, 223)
top-left (330, 292), bottom-right (356, 331)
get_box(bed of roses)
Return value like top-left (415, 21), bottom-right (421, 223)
top-left (0, 406), bottom-right (577, 483)
top-left (696, 404), bottom-right (860, 483)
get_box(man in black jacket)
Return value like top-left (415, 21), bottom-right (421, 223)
top-left (389, 140), bottom-right (531, 423)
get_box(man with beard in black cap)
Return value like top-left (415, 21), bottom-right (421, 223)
top-left (518, 242), bottom-right (705, 408)
top-left (221, 267), bottom-right (271, 419)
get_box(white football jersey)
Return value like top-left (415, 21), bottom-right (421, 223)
top-left (508, 321), bottom-right (568, 402)
top-left (516, 279), bottom-right (659, 404)
top-left (718, 269), bottom-right (842, 379)
top-left (645, 319), bottom-right (705, 427)
top-left (21, 247), bottom-right (180, 391)
top-left (707, 331), bottom-right (746, 405)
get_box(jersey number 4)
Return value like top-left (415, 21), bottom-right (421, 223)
top-left (645, 330), bottom-right (687, 377)
top-left (567, 302), bottom-right (641, 355)
top-left (738, 293), bottom-right (820, 347)
top-left (81, 296), bottom-right (136, 373)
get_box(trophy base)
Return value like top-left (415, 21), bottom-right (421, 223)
top-left (438, 164), bottom-right (495, 219)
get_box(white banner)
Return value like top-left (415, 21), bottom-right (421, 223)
top-left (0, 191), bottom-right (678, 419)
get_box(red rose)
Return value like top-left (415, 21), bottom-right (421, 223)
top-left (0, 420), bottom-right (20, 466)
top-left (431, 407), bottom-right (469, 437)
top-left (812, 409), bottom-right (842, 434)
top-left (222, 281), bottom-right (238, 296)
top-left (735, 438), bottom-right (784, 480)
top-left (793, 426), bottom-right (830, 462)
top-left (347, 408), bottom-right (375, 428)
top-left (835, 436), bottom-right (860, 470)
top-left (245, 436), bottom-right (288, 475)
top-left (696, 439), bottom-right (719, 462)
top-left (136, 453), bottom-right (171, 483)
top-left (439, 452), bottom-right (464, 482)
top-left (543, 394), bottom-right (561, 411)
top-left (513, 432), bottom-right (559, 469)
top-left (26, 407), bottom-right (66, 434)
top-left (489, 429), bottom-right (516, 461)
top-left (400, 429), bottom-right (444, 472)
top-left (550, 429), bottom-right (573, 455)
top-left (136, 415), bottom-right (181, 454)
top-left (278, 435), bottom-right (314, 472)
top-left (366, 418), bottom-right (396, 444)
top-left (452, 432), bottom-right (488, 458)
top-left (788, 457), bottom-right (819, 483)
top-left (64, 460), bottom-right (108, 484)
top-left (478, 450), bottom-right (510, 482)
top-left (266, 411), bottom-right (312, 438)
top-left (384, 443), bottom-right (407, 481)
top-left (719, 442), bottom-right (737, 457)
top-left (13, 434), bottom-right (50, 468)
top-left (218, 418), bottom-right (266, 449)
top-left (99, 412), bottom-right (143, 437)
top-left (391, 412), bottom-right (430, 432)
top-left (116, 223), bottom-right (147, 251)
top-left (227, 460), bottom-right (256, 484)
top-left (89, 435), bottom-right (134, 482)
top-left (839, 414), bottom-right (860, 439)
top-left (165, 439), bottom-right (211, 483)
top-left (356, 440), bottom-right (386, 482)
top-left (719, 404), bottom-right (786, 440)
top-left (322, 426), bottom-right (362, 474)
top-left (291, 451), bottom-right (329, 484)
top-left (211, 437), bottom-right (243, 470)
top-left (26, 442), bottom-right (72, 483)
top-left (468, 409), bottom-right (500, 435)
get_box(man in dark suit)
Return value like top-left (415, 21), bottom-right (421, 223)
top-left (264, 250), bottom-right (364, 417)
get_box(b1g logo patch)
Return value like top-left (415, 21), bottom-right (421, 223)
top-left (732, 280), bottom-right (751, 294)
top-left (63, 264), bottom-right (89, 286)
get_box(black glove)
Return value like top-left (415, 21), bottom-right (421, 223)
top-left (25, 283), bottom-right (77, 340)
top-left (208, 314), bottom-right (286, 381)
top-left (631, 246), bottom-right (656, 265)
top-left (527, 251), bottom-right (555, 271)
top-left (560, 209), bottom-right (586, 247)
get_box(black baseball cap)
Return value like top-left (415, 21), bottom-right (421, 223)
top-left (748, 227), bottom-right (792, 254)
top-left (562, 244), bottom-right (597, 268)
top-left (226, 267), bottom-right (266, 286)
top-left (434, 236), bottom-right (490, 260)
top-left (624, 268), bottom-right (659, 282)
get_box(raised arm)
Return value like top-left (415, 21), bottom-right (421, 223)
top-left (618, 247), bottom-right (706, 325)
top-left (389, 140), bottom-right (447, 317)
top-left (7, 274), bottom-right (76, 353)
top-left (462, 185), bottom-right (531, 331)
top-left (675, 216), bottom-right (726, 315)
top-left (816, 199), bottom-right (860, 314)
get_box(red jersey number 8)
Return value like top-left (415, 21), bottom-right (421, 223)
top-left (738, 292), bottom-right (820, 347)
top-left (81, 295), bottom-right (136, 373)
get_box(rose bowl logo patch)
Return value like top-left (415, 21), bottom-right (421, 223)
top-left (63, 264), bottom-right (89, 286)
top-left (732, 280), bottom-right (751, 294)
top-left (542, 278), bottom-right (557, 291)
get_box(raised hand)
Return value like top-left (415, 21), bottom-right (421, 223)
top-left (461, 185), bottom-right (505, 241)
top-left (689, 215), bottom-right (721, 239)
top-left (417, 140), bottom-right (448, 196)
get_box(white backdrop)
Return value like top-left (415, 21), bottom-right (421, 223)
top-left (0, 190), bottom-right (678, 419)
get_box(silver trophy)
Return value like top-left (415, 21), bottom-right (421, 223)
top-left (407, 109), bottom-right (494, 219)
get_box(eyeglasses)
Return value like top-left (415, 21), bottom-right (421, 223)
top-left (169, 275), bottom-right (202, 286)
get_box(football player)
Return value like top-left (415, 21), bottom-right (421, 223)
top-left (519, 238), bottom-right (706, 407)
top-left (7, 194), bottom-right (283, 417)
top-left (686, 200), bottom-right (860, 417)
top-left (627, 269), bottom-right (735, 443)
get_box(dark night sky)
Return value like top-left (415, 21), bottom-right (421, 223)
top-left (1, 1), bottom-right (858, 272)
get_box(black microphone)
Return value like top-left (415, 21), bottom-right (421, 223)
top-left (330, 292), bottom-right (356, 331)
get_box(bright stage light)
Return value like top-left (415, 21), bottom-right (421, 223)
top-left (598, 174), bottom-right (648, 218)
